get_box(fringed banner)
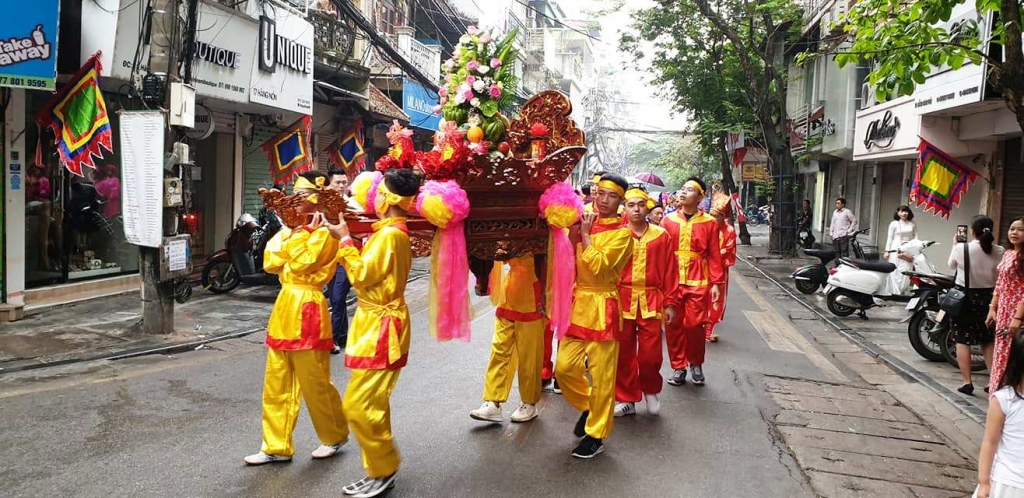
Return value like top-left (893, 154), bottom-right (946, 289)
top-left (36, 51), bottom-right (112, 177)
top-left (262, 116), bottom-right (313, 185)
top-left (326, 118), bottom-right (366, 178)
top-left (910, 139), bottom-right (978, 220)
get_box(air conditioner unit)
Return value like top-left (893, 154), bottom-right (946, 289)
top-left (860, 82), bottom-right (878, 110)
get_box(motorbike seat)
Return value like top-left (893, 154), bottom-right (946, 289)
top-left (802, 247), bottom-right (836, 264)
top-left (840, 258), bottom-right (897, 273)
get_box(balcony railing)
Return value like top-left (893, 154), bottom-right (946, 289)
top-left (310, 10), bottom-right (357, 66)
top-left (369, 29), bottom-right (441, 81)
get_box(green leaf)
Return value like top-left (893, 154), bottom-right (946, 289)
top-left (478, 100), bottom-right (499, 118)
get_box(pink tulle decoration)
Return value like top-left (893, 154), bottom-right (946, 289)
top-left (365, 173), bottom-right (385, 213)
top-left (539, 182), bottom-right (583, 339)
top-left (417, 180), bottom-right (472, 342)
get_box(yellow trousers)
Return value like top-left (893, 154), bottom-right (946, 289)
top-left (483, 317), bottom-right (544, 404)
top-left (261, 349), bottom-right (348, 456)
top-left (344, 368), bottom-right (402, 478)
top-left (555, 338), bottom-right (619, 439)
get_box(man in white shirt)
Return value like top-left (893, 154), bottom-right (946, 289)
top-left (829, 198), bottom-right (858, 258)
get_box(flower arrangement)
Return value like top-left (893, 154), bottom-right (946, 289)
top-left (376, 120), bottom-right (416, 172)
top-left (438, 26), bottom-right (519, 148)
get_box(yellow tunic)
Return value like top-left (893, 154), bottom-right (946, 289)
top-left (336, 217), bottom-right (412, 370)
top-left (566, 217), bottom-right (634, 341)
top-left (263, 227), bottom-right (339, 351)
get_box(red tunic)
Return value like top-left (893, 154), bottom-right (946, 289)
top-left (660, 211), bottom-right (725, 303)
top-left (618, 224), bottom-right (678, 320)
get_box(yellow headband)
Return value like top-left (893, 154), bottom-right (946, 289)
top-left (624, 188), bottom-right (655, 210)
top-left (375, 181), bottom-right (416, 214)
top-left (683, 180), bottom-right (705, 197)
top-left (597, 180), bottom-right (625, 197)
top-left (591, 174), bottom-right (602, 183)
top-left (293, 175), bottom-right (326, 204)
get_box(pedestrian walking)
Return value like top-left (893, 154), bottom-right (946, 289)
top-left (661, 177), bottom-right (725, 387)
top-left (987, 217), bottom-right (1024, 396)
top-left (556, 173), bottom-right (633, 459)
top-left (950, 216), bottom-right (1003, 395)
top-left (706, 193), bottom-right (737, 343)
top-left (244, 171), bottom-right (348, 467)
top-left (326, 169), bottom-right (352, 354)
top-left (613, 188), bottom-right (676, 418)
top-left (973, 333), bottom-right (1024, 498)
top-left (886, 205), bottom-right (918, 295)
top-left (829, 197), bottom-right (858, 258)
top-left (326, 169), bottom-right (419, 498)
top-left (469, 253), bottom-right (545, 424)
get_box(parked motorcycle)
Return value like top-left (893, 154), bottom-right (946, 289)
top-left (201, 209), bottom-right (282, 293)
top-left (744, 205), bottom-right (770, 226)
top-left (901, 270), bottom-right (987, 371)
top-left (824, 239), bottom-right (939, 318)
top-left (790, 228), bottom-right (872, 294)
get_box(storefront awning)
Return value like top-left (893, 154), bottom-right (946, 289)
top-left (314, 80), bottom-right (367, 103)
top-left (368, 85), bottom-right (409, 123)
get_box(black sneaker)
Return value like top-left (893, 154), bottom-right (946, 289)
top-left (957, 383), bottom-right (974, 396)
top-left (331, 345), bottom-right (342, 355)
top-left (691, 365), bottom-right (705, 386)
top-left (542, 379), bottom-right (554, 393)
top-left (667, 369), bottom-right (687, 386)
top-left (350, 473), bottom-right (396, 498)
top-left (573, 411), bottom-right (589, 438)
top-left (571, 435), bottom-right (604, 459)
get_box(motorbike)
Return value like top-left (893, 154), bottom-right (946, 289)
top-left (790, 228), bottom-right (871, 295)
top-left (201, 209), bottom-right (282, 293)
top-left (901, 270), bottom-right (987, 371)
top-left (824, 238), bottom-right (939, 318)
top-left (744, 205), bottom-right (770, 226)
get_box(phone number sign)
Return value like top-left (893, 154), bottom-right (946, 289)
top-left (0, 0), bottom-right (59, 91)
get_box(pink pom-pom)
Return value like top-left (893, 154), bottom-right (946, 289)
top-left (417, 180), bottom-right (471, 228)
top-left (366, 173), bottom-right (385, 212)
top-left (539, 182), bottom-right (583, 219)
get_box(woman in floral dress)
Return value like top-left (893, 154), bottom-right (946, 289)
top-left (987, 217), bottom-right (1024, 394)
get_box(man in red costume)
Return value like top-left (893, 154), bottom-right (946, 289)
top-left (614, 188), bottom-right (677, 417)
top-left (707, 193), bottom-right (737, 342)
top-left (661, 177), bottom-right (724, 386)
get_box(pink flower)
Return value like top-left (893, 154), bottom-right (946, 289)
top-left (462, 89), bottom-right (474, 101)
top-left (439, 87), bottom-right (448, 97)
top-left (480, 33), bottom-right (492, 44)
top-left (466, 60), bottom-right (480, 71)
top-left (490, 58), bottom-right (502, 68)
top-left (432, 104), bottom-right (443, 114)
top-left (489, 85), bottom-right (502, 98)
top-left (467, 25), bottom-right (481, 35)
top-left (466, 75), bottom-right (476, 85)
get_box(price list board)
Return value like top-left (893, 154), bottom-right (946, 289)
top-left (119, 111), bottom-right (165, 248)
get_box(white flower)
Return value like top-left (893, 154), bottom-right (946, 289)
top-left (477, 65), bottom-right (490, 75)
top-left (455, 93), bottom-right (467, 104)
top-left (473, 79), bottom-right (486, 92)
top-left (460, 35), bottom-right (471, 44)
top-left (470, 97), bottom-right (481, 107)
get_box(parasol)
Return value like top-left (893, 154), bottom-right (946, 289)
top-left (635, 171), bottom-right (664, 187)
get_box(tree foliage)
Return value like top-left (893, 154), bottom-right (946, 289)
top-left (626, 137), bottom-right (719, 189)
top-left (831, 0), bottom-right (1024, 130)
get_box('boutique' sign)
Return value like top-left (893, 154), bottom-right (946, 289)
top-left (863, 110), bottom-right (900, 150)
top-left (258, 15), bottom-right (312, 75)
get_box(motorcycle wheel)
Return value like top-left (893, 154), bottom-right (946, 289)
top-left (941, 329), bottom-right (987, 372)
top-left (203, 261), bottom-right (240, 294)
top-left (907, 309), bottom-right (946, 362)
top-left (795, 279), bottom-right (820, 295)
top-left (747, 216), bottom-right (759, 227)
top-left (174, 280), bottom-right (193, 304)
top-left (826, 289), bottom-right (858, 317)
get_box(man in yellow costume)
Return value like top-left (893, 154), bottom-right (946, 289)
top-left (470, 254), bottom-right (545, 423)
top-left (556, 172), bottom-right (634, 459)
top-left (327, 168), bottom-right (419, 498)
top-left (245, 171), bottom-right (348, 466)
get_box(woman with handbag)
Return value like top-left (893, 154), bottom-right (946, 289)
top-left (950, 216), bottom-right (1004, 395)
top-left (986, 217), bottom-right (1024, 397)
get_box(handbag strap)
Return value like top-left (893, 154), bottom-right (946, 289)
top-left (963, 240), bottom-right (971, 289)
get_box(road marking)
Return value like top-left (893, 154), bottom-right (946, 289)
top-left (733, 272), bottom-right (849, 383)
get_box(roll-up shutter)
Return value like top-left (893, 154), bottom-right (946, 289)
top-left (210, 109), bottom-right (236, 135)
top-left (314, 129), bottom-right (336, 172)
top-left (1000, 138), bottom-right (1024, 246)
top-left (242, 124), bottom-right (277, 216)
top-left (845, 163), bottom-right (860, 213)
top-left (860, 163), bottom-right (875, 234)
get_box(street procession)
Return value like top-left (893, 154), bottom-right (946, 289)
top-left (2, 0), bottom-right (1024, 497)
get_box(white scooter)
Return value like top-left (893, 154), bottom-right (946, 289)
top-left (823, 239), bottom-right (939, 318)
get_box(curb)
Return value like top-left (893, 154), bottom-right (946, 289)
top-left (738, 254), bottom-right (987, 424)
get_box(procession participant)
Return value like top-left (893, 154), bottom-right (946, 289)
top-left (470, 254), bottom-right (546, 423)
top-left (649, 203), bottom-right (665, 226)
top-left (583, 171), bottom-right (607, 214)
top-left (661, 177), bottom-right (724, 387)
top-left (245, 171), bottom-right (348, 466)
top-left (326, 169), bottom-right (352, 354)
top-left (706, 193), bottom-right (737, 343)
top-left (541, 319), bottom-right (560, 393)
top-left (327, 168), bottom-right (420, 498)
top-left (556, 173), bottom-right (634, 459)
top-left (614, 188), bottom-right (677, 418)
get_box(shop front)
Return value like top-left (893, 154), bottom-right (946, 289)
top-left (851, 97), bottom-right (996, 271)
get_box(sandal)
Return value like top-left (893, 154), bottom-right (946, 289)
top-left (957, 383), bottom-right (974, 396)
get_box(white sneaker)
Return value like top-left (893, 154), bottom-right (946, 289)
top-left (510, 403), bottom-right (538, 423)
top-left (244, 452), bottom-right (292, 465)
top-left (613, 402), bottom-right (636, 417)
top-left (469, 401), bottom-right (503, 423)
top-left (311, 441), bottom-right (345, 459)
top-left (645, 394), bottom-right (661, 415)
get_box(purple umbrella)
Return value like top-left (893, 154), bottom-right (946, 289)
top-left (635, 171), bottom-right (665, 187)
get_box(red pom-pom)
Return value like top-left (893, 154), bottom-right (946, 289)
top-left (530, 123), bottom-right (551, 137)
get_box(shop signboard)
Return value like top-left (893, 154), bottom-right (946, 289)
top-left (853, 97), bottom-right (920, 161)
top-left (913, 4), bottom-right (990, 115)
top-left (0, 0), bottom-right (59, 90)
top-left (251, 13), bottom-right (314, 114)
top-left (110, 0), bottom-right (253, 104)
top-left (741, 163), bottom-right (769, 182)
top-left (402, 79), bottom-right (441, 131)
